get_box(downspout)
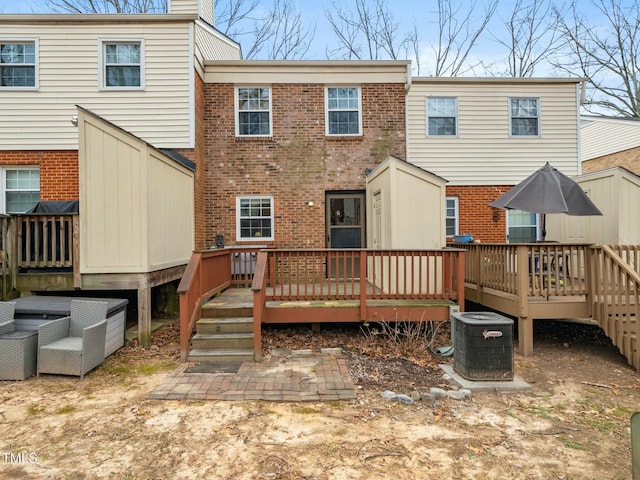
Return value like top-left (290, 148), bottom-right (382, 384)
top-left (577, 80), bottom-right (586, 175)
top-left (405, 62), bottom-right (412, 162)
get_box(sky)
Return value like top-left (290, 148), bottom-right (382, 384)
top-left (0, 0), bottom-right (634, 78)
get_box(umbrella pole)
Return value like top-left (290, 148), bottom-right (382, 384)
top-left (541, 213), bottom-right (546, 241)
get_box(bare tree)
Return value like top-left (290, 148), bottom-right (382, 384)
top-left (429, 0), bottom-right (499, 76)
top-left (46, 0), bottom-right (166, 13)
top-left (324, 0), bottom-right (407, 60)
top-left (554, 0), bottom-right (640, 117)
top-left (491, 0), bottom-right (563, 77)
top-left (214, 0), bottom-right (314, 59)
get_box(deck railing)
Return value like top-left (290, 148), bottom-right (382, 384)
top-left (258, 249), bottom-right (464, 302)
top-left (177, 246), bottom-right (268, 360)
top-left (589, 245), bottom-right (640, 370)
top-left (463, 243), bottom-right (590, 298)
top-left (11, 214), bottom-right (80, 288)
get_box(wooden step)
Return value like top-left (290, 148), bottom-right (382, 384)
top-left (191, 332), bottom-right (254, 350)
top-left (196, 317), bottom-right (253, 334)
top-left (201, 304), bottom-right (253, 318)
top-left (187, 349), bottom-right (254, 363)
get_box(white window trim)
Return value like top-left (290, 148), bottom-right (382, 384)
top-left (325, 86), bottom-right (363, 136)
top-left (509, 96), bottom-right (541, 137)
top-left (445, 196), bottom-right (459, 238)
top-left (236, 195), bottom-right (275, 242)
top-left (506, 210), bottom-right (541, 243)
top-left (98, 38), bottom-right (145, 91)
top-left (0, 38), bottom-right (39, 91)
top-left (426, 96), bottom-right (458, 137)
top-left (0, 166), bottom-right (40, 214)
top-left (235, 86), bottom-right (273, 137)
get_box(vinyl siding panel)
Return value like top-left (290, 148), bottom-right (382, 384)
top-left (407, 80), bottom-right (581, 185)
top-left (195, 22), bottom-right (241, 65)
top-left (581, 118), bottom-right (640, 161)
top-left (0, 21), bottom-right (193, 150)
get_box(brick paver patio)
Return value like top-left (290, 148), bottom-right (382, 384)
top-left (148, 349), bottom-right (356, 402)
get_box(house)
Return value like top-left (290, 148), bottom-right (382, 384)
top-left (406, 77), bottom-right (584, 243)
top-left (0, 0), bottom-right (241, 344)
top-left (200, 60), bottom-right (410, 251)
top-left (581, 115), bottom-right (640, 176)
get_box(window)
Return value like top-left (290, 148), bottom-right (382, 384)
top-left (507, 210), bottom-right (539, 243)
top-left (510, 97), bottom-right (539, 136)
top-left (236, 87), bottom-right (271, 136)
top-left (427, 97), bottom-right (457, 136)
top-left (101, 40), bottom-right (143, 88)
top-left (237, 196), bottom-right (274, 241)
top-left (0, 41), bottom-right (36, 88)
top-left (326, 87), bottom-right (361, 135)
top-left (2, 168), bottom-right (39, 214)
top-left (445, 197), bottom-right (459, 237)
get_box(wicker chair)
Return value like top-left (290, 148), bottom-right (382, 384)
top-left (0, 302), bottom-right (16, 335)
top-left (37, 300), bottom-right (108, 380)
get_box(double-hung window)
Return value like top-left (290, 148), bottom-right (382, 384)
top-left (445, 197), bottom-right (459, 238)
top-left (427, 97), bottom-right (457, 136)
top-left (510, 97), bottom-right (539, 136)
top-left (101, 40), bottom-right (143, 89)
top-left (1, 168), bottom-right (40, 214)
top-left (326, 86), bottom-right (361, 135)
top-left (237, 196), bottom-right (274, 241)
top-left (1, 40), bottom-right (37, 88)
top-left (236, 87), bottom-right (272, 136)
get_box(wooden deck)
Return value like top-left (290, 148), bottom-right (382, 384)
top-left (179, 243), bottom-right (639, 370)
top-left (203, 284), bottom-right (457, 324)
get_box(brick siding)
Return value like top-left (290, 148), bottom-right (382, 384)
top-left (446, 185), bottom-right (513, 243)
top-left (203, 82), bottom-right (406, 249)
top-left (0, 150), bottom-right (79, 201)
top-left (583, 147), bottom-right (640, 177)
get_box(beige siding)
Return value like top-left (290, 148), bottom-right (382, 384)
top-left (407, 79), bottom-right (581, 186)
top-left (204, 60), bottom-right (410, 84)
top-left (581, 117), bottom-right (640, 161)
top-left (195, 22), bottom-right (241, 68)
top-left (366, 156), bottom-right (446, 250)
top-left (546, 168), bottom-right (640, 244)
top-left (0, 21), bottom-right (193, 150)
top-left (147, 151), bottom-right (195, 270)
top-left (78, 108), bottom-right (194, 274)
top-left (169, 0), bottom-right (199, 15)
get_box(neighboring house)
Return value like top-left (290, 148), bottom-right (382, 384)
top-left (0, 0), bottom-right (241, 343)
top-left (406, 77), bottom-right (584, 243)
top-left (200, 60), bottom-right (409, 251)
top-left (581, 115), bottom-right (640, 176)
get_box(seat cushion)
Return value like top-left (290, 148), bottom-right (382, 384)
top-left (40, 337), bottom-right (83, 352)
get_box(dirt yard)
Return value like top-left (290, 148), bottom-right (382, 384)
top-left (1, 317), bottom-right (638, 480)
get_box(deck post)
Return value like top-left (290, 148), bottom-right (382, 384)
top-left (359, 251), bottom-right (367, 321)
top-left (516, 245), bottom-right (533, 356)
top-left (137, 285), bottom-right (152, 348)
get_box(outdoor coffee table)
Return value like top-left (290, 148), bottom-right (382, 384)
top-left (0, 330), bottom-right (38, 380)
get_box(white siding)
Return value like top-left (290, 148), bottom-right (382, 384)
top-left (581, 117), bottom-right (640, 161)
top-left (407, 79), bottom-right (581, 186)
top-left (169, 0), bottom-right (199, 15)
top-left (0, 21), bottom-right (193, 150)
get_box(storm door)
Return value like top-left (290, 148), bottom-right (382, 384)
top-left (326, 192), bottom-right (365, 278)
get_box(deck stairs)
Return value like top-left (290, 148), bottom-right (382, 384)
top-left (187, 290), bottom-right (255, 363)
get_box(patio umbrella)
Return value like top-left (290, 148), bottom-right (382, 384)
top-left (489, 162), bottom-right (602, 240)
